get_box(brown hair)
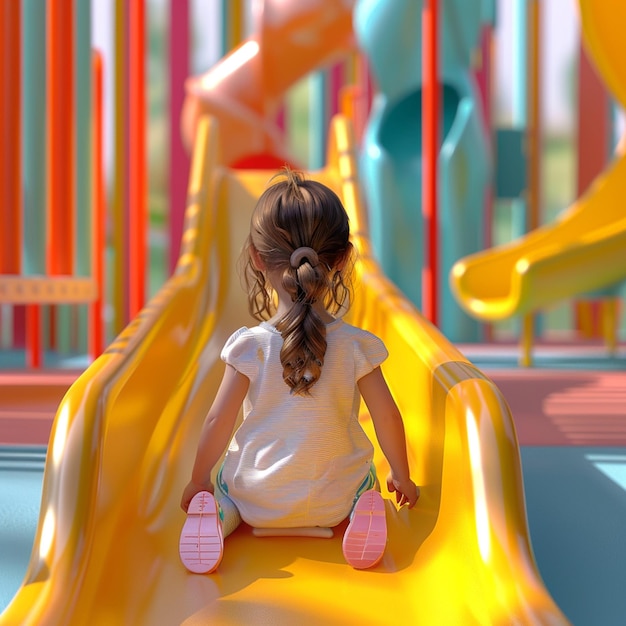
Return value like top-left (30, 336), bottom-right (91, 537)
top-left (241, 169), bottom-right (353, 395)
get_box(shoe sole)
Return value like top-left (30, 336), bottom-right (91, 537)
top-left (179, 491), bottom-right (224, 573)
top-left (342, 489), bottom-right (387, 569)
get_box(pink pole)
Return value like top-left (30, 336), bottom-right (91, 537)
top-left (422, 0), bottom-right (440, 326)
top-left (328, 62), bottom-right (344, 119)
top-left (168, 0), bottom-right (190, 273)
top-left (474, 24), bottom-right (494, 341)
top-left (355, 55), bottom-right (373, 141)
top-left (128, 0), bottom-right (147, 318)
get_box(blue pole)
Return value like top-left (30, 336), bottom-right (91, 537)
top-left (511, 0), bottom-right (528, 238)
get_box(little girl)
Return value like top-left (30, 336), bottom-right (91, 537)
top-left (179, 169), bottom-right (419, 573)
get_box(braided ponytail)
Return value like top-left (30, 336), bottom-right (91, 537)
top-left (276, 247), bottom-right (327, 394)
top-left (241, 168), bottom-right (354, 395)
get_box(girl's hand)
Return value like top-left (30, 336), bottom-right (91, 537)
top-left (386, 473), bottom-right (420, 508)
top-left (181, 480), bottom-right (214, 512)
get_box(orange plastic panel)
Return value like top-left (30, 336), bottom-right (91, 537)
top-left (0, 276), bottom-right (97, 304)
top-left (180, 0), bottom-right (356, 165)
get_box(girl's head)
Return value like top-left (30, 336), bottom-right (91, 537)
top-left (242, 168), bottom-right (354, 395)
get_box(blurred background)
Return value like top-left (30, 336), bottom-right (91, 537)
top-left (1, 0), bottom-right (624, 368)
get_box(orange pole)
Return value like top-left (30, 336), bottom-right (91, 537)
top-left (223, 0), bottom-right (244, 52)
top-left (0, 2), bottom-right (21, 275)
top-left (422, 0), bottom-right (440, 326)
top-left (128, 0), bottom-right (147, 318)
top-left (527, 0), bottom-right (541, 233)
top-left (47, 0), bottom-right (75, 351)
top-left (90, 51), bottom-right (105, 359)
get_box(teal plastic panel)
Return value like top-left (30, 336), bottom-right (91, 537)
top-left (495, 128), bottom-right (527, 199)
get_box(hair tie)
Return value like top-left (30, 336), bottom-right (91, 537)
top-left (290, 246), bottom-right (319, 269)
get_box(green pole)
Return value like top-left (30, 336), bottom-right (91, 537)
top-left (74, 0), bottom-right (92, 354)
top-left (21, 0), bottom-right (46, 276)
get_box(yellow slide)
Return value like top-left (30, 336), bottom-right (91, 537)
top-left (1, 116), bottom-right (567, 625)
top-left (450, 0), bottom-right (626, 326)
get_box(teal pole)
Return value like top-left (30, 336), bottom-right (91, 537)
top-left (308, 71), bottom-right (328, 170)
top-left (220, 0), bottom-right (231, 56)
top-left (22, 0), bottom-right (47, 364)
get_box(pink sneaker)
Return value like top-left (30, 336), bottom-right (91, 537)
top-left (342, 490), bottom-right (387, 569)
top-left (179, 491), bottom-right (224, 573)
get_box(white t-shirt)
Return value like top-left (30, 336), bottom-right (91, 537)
top-left (219, 318), bottom-right (388, 528)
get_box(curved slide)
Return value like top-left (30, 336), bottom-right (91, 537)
top-left (450, 0), bottom-right (626, 324)
top-left (181, 0), bottom-right (356, 167)
top-left (1, 116), bottom-right (567, 625)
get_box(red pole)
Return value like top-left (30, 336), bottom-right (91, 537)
top-left (48, 0), bottom-right (76, 350)
top-left (574, 35), bottom-right (611, 338)
top-left (26, 306), bottom-right (41, 367)
top-left (422, 0), bottom-right (440, 326)
top-left (0, 2), bottom-right (23, 359)
top-left (128, 0), bottom-right (147, 318)
top-left (48, 0), bottom-right (75, 275)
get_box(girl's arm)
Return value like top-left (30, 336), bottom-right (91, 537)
top-left (358, 366), bottom-right (420, 508)
top-left (180, 364), bottom-right (250, 511)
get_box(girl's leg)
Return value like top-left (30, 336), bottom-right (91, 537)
top-left (342, 465), bottom-right (387, 569)
top-left (215, 464), bottom-right (243, 538)
top-left (214, 490), bottom-right (242, 538)
top-left (350, 464), bottom-right (378, 508)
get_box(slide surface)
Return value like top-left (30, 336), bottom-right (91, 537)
top-left (450, 0), bottom-right (626, 322)
top-left (1, 116), bottom-right (567, 625)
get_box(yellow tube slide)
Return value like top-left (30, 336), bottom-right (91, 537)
top-left (1, 116), bottom-right (567, 625)
top-left (450, 0), bottom-right (626, 322)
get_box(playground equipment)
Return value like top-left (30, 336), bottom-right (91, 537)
top-left (0, 3), bottom-right (105, 367)
top-left (181, 0), bottom-right (357, 168)
top-left (183, 0), bottom-right (495, 344)
top-left (450, 0), bottom-right (626, 366)
top-left (0, 115), bottom-right (568, 625)
top-left (354, 0), bottom-right (491, 342)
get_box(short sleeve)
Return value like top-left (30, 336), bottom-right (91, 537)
top-left (220, 327), bottom-right (259, 380)
top-left (353, 331), bottom-right (388, 381)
